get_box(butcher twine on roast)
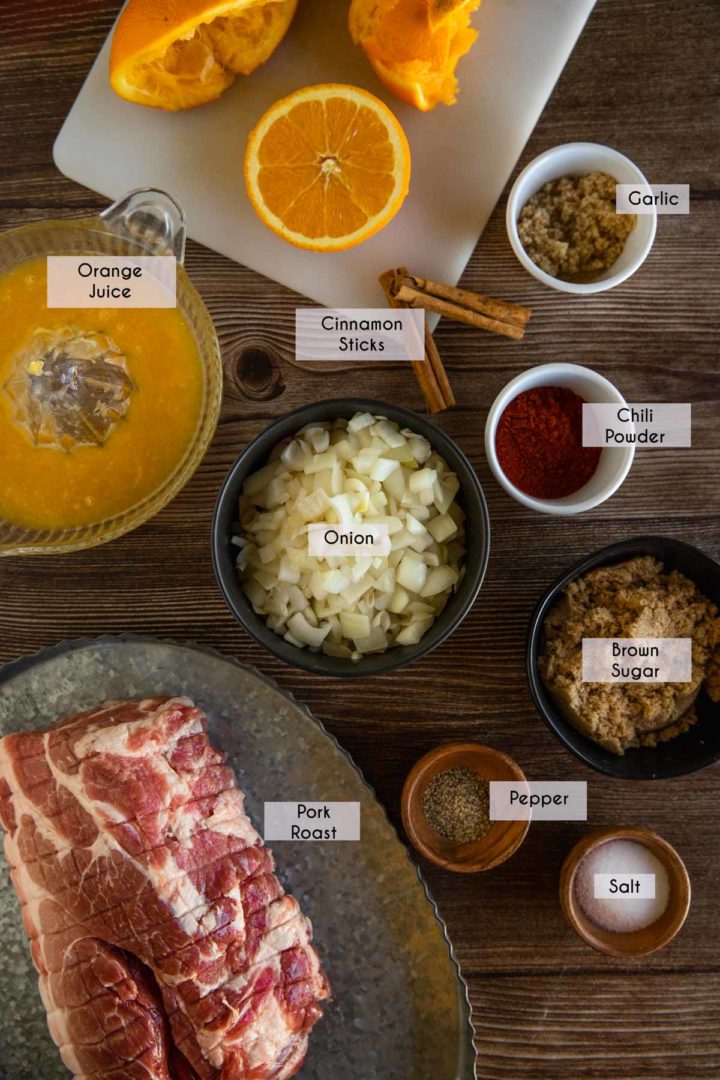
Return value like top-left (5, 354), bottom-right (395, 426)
top-left (0, 697), bottom-right (329, 1080)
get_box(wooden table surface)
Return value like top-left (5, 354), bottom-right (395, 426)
top-left (1, 1), bottom-right (719, 1076)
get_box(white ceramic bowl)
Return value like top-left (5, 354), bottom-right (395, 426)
top-left (485, 363), bottom-right (634, 516)
top-left (506, 143), bottom-right (657, 294)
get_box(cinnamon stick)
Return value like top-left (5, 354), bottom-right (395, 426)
top-left (400, 271), bottom-right (531, 328)
top-left (383, 268), bottom-right (532, 341)
top-left (393, 283), bottom-right (525, 341)
top-left (379, 270), bottom-right (454, 414)
top-left (423, 320), bottom-right (456, 410)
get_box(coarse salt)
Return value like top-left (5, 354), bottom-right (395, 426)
top-left (574, 839), bottom-right (670, 933)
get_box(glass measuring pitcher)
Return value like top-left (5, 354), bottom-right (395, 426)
top-left (0, 189), bottom-right (222, 555)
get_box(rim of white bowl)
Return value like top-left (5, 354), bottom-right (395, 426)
top-left (484, 363), bottom-right (636, 516)
top-left (506, 142), bottom-right (658, 295)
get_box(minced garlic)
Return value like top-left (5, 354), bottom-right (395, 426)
top-left (518, 171), bottom-right (636, 282)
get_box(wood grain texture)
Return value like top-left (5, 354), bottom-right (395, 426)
top-left (471, 973), bottom-right (720, 1078)
top-left (0, 0), bottom-right (719, 1076)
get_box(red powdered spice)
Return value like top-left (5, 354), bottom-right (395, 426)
top-left (495, 385), bottom-right (601, 499)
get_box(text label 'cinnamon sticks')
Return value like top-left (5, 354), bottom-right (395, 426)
top-left (296, 308), bottom-right (425, 361)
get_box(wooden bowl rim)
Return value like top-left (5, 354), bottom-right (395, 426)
top-left (559, 825), bottom-right (691, 957)
top-left (401, 742), bottom-right (530, 873)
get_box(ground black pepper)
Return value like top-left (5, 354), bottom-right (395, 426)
top-left (422, 767), bottom-right (491, 844)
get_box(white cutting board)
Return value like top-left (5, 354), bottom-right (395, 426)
top-left (54, 0), bottom-right (596, 308)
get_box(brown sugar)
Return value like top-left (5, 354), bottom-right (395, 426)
top-left (538, 556), bottom-right (720, 755)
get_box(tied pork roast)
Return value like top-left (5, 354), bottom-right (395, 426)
top-left (0, 697), bottom-right (329, 1079)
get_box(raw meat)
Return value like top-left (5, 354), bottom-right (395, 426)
top-left (0, 697), bottom-right (329, 1079)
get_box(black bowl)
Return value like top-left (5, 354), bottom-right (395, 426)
top-left (212, 399), bottom-right (490, 677)
top-left (527, 536), bottom-right (720, 780)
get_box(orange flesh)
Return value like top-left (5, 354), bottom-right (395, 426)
top-left (369, 0), bottom-right (452, 65)
top-left (110, 0), bottom-right (298, 110)
top-left (256, 97), bottom-right (398, 240)
top-left (0, 258), bottom-right (203, 531)
top-left (350, 0), bottom-right (480, 111)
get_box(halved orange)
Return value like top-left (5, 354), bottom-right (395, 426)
top-left (244, 84), bottom-right (412, 252)
top-left (349, 0), bottom-right (481, 112)
top-left (110, 0), bottom-right (298, 111)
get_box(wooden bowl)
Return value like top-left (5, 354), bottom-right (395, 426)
top-left (401, 742), bottom-right (530, 873)
top-left (560, 826), bottom-right (691, 957)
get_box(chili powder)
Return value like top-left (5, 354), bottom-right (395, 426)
top-left (495, 385), bottom-right (601, 499)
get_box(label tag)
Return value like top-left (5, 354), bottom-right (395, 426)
top-left (307, 523), bottom-right (390, 557)
top-left (594, 874), bottom-right (656, 899)
top-left (616, 184), bottom-right (689, 214)
top-left (296, 308), bottom-right (425, 362)
top-left (490, 781), bottom-right (587, 821)
top-left (47, 255), bottom-right (177, 309)
top-left (582, 638), bottom-right (692, 683)
top-left (582, 403), bottom-right (691, 448)
top-left (264, 802), bottom-right (361, 842)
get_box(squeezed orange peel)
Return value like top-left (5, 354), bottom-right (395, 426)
top-left (110, 0), bottom-right (298, 110)
top-left (349, 0), bottom-right (481, 111)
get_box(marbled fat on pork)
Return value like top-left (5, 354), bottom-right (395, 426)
top-left (0, 697), bottom-right (329, 1079)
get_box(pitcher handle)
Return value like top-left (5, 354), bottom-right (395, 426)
top-left (99, 188), bottom-right (187, 264)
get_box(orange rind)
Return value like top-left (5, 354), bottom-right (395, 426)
top-left (110, 0), bottom-right (298, 110)
top-left (349, 0), bottom-right (481, 111)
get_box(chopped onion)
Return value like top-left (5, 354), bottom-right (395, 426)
top-left (421, 565), bottom-right (458, 597)
top-left (236, 412), bottom-right (466, 661)
top-left (427, 513), bottom-right (458, 543)
top-left (340, 611), bottom-right (372, 640)
top-left (370, 458), bottom-right (400, 483)
top-left (388, 586), bottom-right (410, 613)
top-left (408, 467), bottom-right (437, 493)
top-left (287, 612), bottom-right (331, 649)
top-left (396, 551), bottom-right (428, 593)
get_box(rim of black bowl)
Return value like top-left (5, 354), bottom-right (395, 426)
top-left (527, 536), bottom-right (720, 780)
top-left (212, 399), bottom-right (491, 677)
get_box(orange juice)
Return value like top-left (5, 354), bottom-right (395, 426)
top-left (0, 257), bottom-right (204, 530)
